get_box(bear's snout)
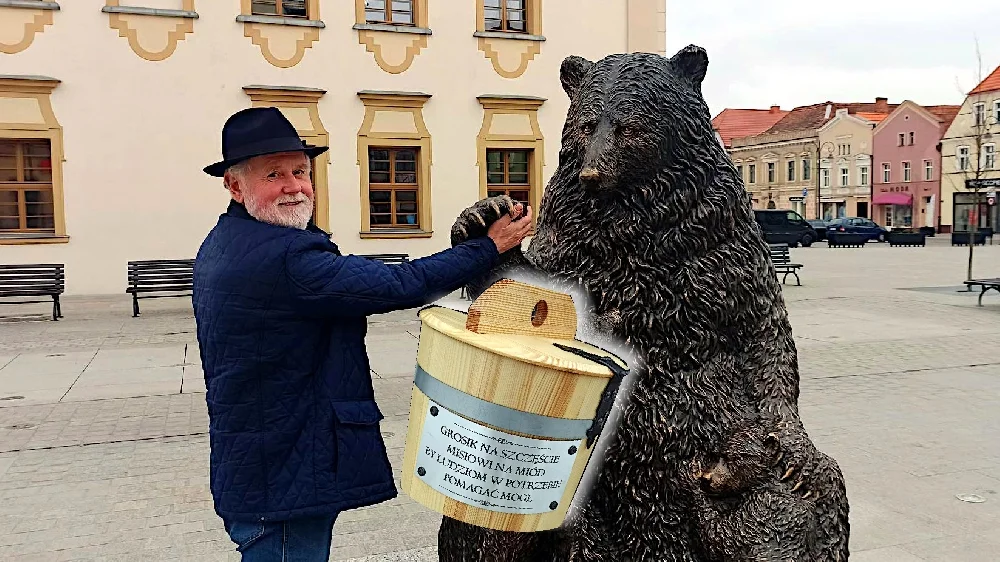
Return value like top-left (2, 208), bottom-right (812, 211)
top-left (579, 167), bottom-right (601, 184)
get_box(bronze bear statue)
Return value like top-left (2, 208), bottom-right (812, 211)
top-left (440, 45), bottom-right (850, 561)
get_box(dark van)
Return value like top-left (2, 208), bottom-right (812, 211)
top-left (753, 209), bottom-right (818, 247)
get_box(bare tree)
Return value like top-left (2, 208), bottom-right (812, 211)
top-left (955, 41), bottom-right (997, 281)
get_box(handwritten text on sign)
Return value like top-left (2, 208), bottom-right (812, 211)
top-left (414, 400), bottom-right (581, 514)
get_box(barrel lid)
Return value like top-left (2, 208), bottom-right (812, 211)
top-left (418, 306), bottom-right (625, 379)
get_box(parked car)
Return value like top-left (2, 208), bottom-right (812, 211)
top-left (807, 219), bottom-right (828, 241)
top-left (753, 209), bottom-right (818, 247)
top-left (825, 217), bottom-right (889, 242)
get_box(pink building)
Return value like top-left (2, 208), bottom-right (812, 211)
top-left (872, 101), bottom-right (960, 231)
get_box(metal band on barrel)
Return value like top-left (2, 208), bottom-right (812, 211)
top-left (413, 365), bottom-right (592, 440)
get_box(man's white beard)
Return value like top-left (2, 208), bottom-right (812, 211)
top-left (244, 190), bottom-right (314, 230)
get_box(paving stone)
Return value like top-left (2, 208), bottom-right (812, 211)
top-left (0, 249), bottom-right (997, 559)
top-left (85, 346), bottom-right (187, 373)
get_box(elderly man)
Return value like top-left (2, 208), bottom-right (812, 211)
top-left (193, 107), bottom-right (532, 561)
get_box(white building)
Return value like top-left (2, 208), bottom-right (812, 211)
top-left (0, 0), bottom-right (666, 294)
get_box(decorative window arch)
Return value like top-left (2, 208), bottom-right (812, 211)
top-left (357, 91), bottom-right (433, 238)
top-left (102, 0), bottom-right (197, 61)
top-left (476, 95), bottom-right (545, 227)
top-left (0, 76), bottom-right (67, 244)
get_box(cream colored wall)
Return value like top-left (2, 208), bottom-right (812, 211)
top-left (818, 113), bottom-right (874, 215)
top-left (626, 0), bottom-right (666, 56)
top-left (940, 93), bottom-right (1000, 228)
top-left (0, 0), bottom-right (661, 295)
top-left (730, 134), bottom-right (823, 219)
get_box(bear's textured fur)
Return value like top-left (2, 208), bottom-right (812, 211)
top-left (440, 46), bottom-right (850, 561)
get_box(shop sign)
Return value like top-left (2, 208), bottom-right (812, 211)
top-left (878, 185), bottom-right (910, 193)
top-left (966, 178), bottom-right (1000, 189)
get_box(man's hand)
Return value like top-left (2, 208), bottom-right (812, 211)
top-left (487, 203), bottom-right (533, 253)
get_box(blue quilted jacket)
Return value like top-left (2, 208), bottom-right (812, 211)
top-left (192, 201), bottom-right (499, 522)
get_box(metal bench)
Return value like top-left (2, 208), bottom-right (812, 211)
top-left (126, 259), bottom-right (194, 317)
top-left (964, 278), bottom-right (1000, 307)
top-left (768, 244), bottom-right (803, 286)
top-left (0, 263), bottom-right (65, 320)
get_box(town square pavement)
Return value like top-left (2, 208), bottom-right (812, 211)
top-left (0, 239), bottom-right (998, 561)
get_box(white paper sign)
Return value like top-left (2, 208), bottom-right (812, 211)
top-left (414, 400), bottom-right (581, 514)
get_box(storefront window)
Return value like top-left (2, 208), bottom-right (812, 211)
top-left (953, 192), bottom-right (994, 232)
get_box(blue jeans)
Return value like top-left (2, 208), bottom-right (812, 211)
top-left (224, 515), bottom-right (337, 561)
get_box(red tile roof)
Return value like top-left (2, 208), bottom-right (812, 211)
top-left (711, 107), bottom-right (789, 148)
top-left (855, 112), bottom-right (889, 124)
top-left (721, 100), bottom-right (899, 148)
top-left (759, 100), bottom-right (899, 137)
top-left (969, 65), bottom-right (1000, 95)
top-left (924, 104), bottom-right (962, 129)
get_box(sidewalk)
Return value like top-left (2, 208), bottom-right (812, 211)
top-left (1, 244), bottom-right (999, 561)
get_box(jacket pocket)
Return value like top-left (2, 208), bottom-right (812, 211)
top-left (330, 400), bottom-right (393, 490)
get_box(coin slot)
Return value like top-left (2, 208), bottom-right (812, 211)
top-left (531, 300), bottom-right (548, 327)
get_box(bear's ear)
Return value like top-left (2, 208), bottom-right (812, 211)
top-left (560, 55), bottom-right (594, 98)
top-left (669, 44), bottom-right (708, 87)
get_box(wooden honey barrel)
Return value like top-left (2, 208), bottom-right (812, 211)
top-left (401, 278), bottom-right (629, 532)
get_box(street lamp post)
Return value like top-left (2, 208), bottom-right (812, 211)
top-left (810, 141), bottom-right (836, 220)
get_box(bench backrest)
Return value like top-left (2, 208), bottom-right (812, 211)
top-left (0, 263), bottom-right (65, 295)
top-left (359, 253), bottom-right (409, 264)
top-left (768, 244), bottom-right (792, 264)
top-left (127, 259), bottom-right (195, 289)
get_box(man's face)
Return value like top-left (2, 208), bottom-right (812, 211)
top-left (225, 152), bottom-right (314, 230)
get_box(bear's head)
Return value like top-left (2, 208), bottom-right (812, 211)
top-left (526, 45), bottom-right (747, 273)
top-left (557, 45), bottom-right (713, 198)
top-left (694, 423), bottom-right (781, 497)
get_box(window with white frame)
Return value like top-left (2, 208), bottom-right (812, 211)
top-left (748, 164), bottom-right (756, 183)
top-left (882, 162), bottom-right (890, 182)
top-left (903, 161), bottom-right (911, 182)
top-left (767, 162), bottom-right (775, 183)
top-left (957, 146), bottom-right (970, 171)
top-left (974, 103), bottom-right (986, 127)
top-left (736, 164), bottom-right (743, 179)
top-left (995, 100), bottom-right (1000, 123)
top-left (802, 159), bottom-right (811, 181)
top-left (787, 160), bottom-right (795, 182)
top-left (924, 159), bottom-right (933, 180)
top-left (859, 165), bottom-right (869, 186)
top-left (985, 144), bottom-right (996, 169)
top-left (839, 167), bottom-right (849, 186)
top-left (821, 168), bottom-right (830, 188)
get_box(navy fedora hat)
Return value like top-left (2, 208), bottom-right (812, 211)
top-left (203, 106), bottom-right (328, 177)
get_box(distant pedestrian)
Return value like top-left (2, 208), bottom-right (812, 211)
top-left (193, 107), bottom-right (531, 561)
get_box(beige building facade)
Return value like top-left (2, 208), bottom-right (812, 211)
top-left (940, 77), bottom-right (1000, 233)
top-left (0, 0), bottom-right (666, 295)
top-left (816, 109), bottom-right (875, 220)
top-left (729, 132), bottom-right (819, 220)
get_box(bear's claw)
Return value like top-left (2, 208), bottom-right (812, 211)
top-left (450, 195), bottom-right (518, 247)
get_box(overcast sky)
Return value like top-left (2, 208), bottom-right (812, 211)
top-left (664, 0), bottom-right (1000, 117)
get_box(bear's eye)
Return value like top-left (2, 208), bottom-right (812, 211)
top-left (618, 125), bottom-right (638, 138)
top-left (580, 122), bottom-right (596, 135)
